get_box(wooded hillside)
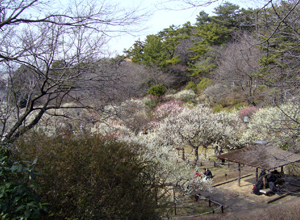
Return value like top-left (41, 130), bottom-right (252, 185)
top-left (124, 1), bottom-right (300, 110)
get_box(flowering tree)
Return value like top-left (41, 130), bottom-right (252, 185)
top-left (214, 109), bottom-right (245, 149)
top-left (165, 89), bottom-right (196, 102)
top-left (238, 106), bottom-right (259, 121)
top-left (240, 102), bottom-right (300, 152)
top-left (120, 132), bottom-right (213, 205)
top-left (157, 104), bottom-right (243, 163)
top-left (101, 99), bottom-right (150, 135)
top-left (153, 100), bottom-right (184, 121)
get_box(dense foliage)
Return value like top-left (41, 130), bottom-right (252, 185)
top-left (14, 134), bottom-right (164, 220)
top-left (0, 144), bottom-right (48, 219)
top-left (147, 84), bottom-right (167, 97)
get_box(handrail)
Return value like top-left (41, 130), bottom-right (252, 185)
top-left (162, 197), bottom-right (224, 219)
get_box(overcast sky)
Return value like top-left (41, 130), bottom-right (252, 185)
top-left (108, 0), bottom-right (261, 56)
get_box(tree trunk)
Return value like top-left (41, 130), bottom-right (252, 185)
top-left (194, 147), bottom-right (199, 163)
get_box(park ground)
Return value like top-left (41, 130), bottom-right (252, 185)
top-left (167, 162), bottom-right (300, 219)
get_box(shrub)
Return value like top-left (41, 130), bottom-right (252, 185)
top-left (234, 103), bottom-right (246, 109)
top-left (147, 84), bottom-right (166, 97)
top-left (197, 77), bottom-right (212, 91)
top-left (216, 99), bottom-right (228, 108)
top-left (212, 106), bottom-right (222, 113)
top-left (185, 81), bottom-right (197, 93)
top-left (14, 134), bottom-right (162, 220)
top-left (0, 144), bottom-right (48, 219)
top-left (142, 95), bottom-right (160, 109)
top-left (172, 90), bottom-right (196, 103)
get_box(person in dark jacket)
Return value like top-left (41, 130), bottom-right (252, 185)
top-left (252, 177), bottom-right (264, 195)
top-left (266, 171), bottom-right (281, 195)
top-left (259, 169), bottom-right (266, 179)
top-left (203, 168), bottom-right (213, 179)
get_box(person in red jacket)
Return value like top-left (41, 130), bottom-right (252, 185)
top-left (194, 170), bottom-right (202, 180)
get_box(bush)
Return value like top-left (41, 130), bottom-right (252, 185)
top-left (216, 99), bottom-right (228, 108)
top-left (234, 103), bottom-right (246, 109)
top-left (185, 81), bottom-right (197, 93)
top-left (212, 106), bottom-right (222, 113)
top-left (197, 77), bottom-right (212, 91)
top-left (142, 95), bottom-right (160, 109)
top-left (147, 84), bottom-right (166, 97)
top-left (0, 144), bottom-right (48, 219)
top-left (168, 90), bottom-right (196, 103)
top-left (14, 134), bottom-right (162, 220)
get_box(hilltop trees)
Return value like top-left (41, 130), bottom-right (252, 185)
top-left (125, 2), bottom-right (255, 85)
top-left (125, 23), bottom-right (193, 68)
top-left (124, 0), bottom-right (300, 112)
top-left (187, 22), bottom-right (228, 77)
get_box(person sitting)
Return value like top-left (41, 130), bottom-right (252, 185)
top-left (266, 171), bottom-right (281, 195)
top-left (203, 168), bottom-right (213, 180)
top-left (252, 176), bottom-right (264, 195)
top-left (194, 170), bottom-right (202, 180)
top-left (259, 169), bottom-right (266, 179)
top-left (252, 169), bottom-right (267, 195)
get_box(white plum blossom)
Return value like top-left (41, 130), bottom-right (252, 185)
top-left (240, 103), bottom-right (300, 150)
top-left (103, 99), bottom-right (146, 119)
top-left (102, 99), bottom-right (149, 135)
top-left (165, 89), bottom-right (196, 102)
top-left (157, 104), bottom-right (243, 162)
top-left (119, 132), bottom-right (213, 202)
top-left (214, 109), bottom-right (245, 149)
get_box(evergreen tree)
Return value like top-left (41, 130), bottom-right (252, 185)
top-left (210, 1), bottom-right (240, 29)
top-left (187, 23), bottom-right (228, 77)
top-left (195, 11), bottom-right (211, 26)
top-left (256, 1), bottom-right (300, 104)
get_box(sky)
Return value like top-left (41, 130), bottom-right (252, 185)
top-left (108, 0), bottom-right (262, 56)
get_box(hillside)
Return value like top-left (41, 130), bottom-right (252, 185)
top-left (122, 1), bottom-right (300, 111)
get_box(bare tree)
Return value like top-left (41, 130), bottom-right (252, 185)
top-left (155, 0), bottom-right (219, 10)
top-left (215, 34), bottom-right (264, 106)
top-left (0, 0), bottom-right (151, 142)
top-left (117, 62), bottom-right (177, 95)
top-left (255, 0), bottom-right (300, 105)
